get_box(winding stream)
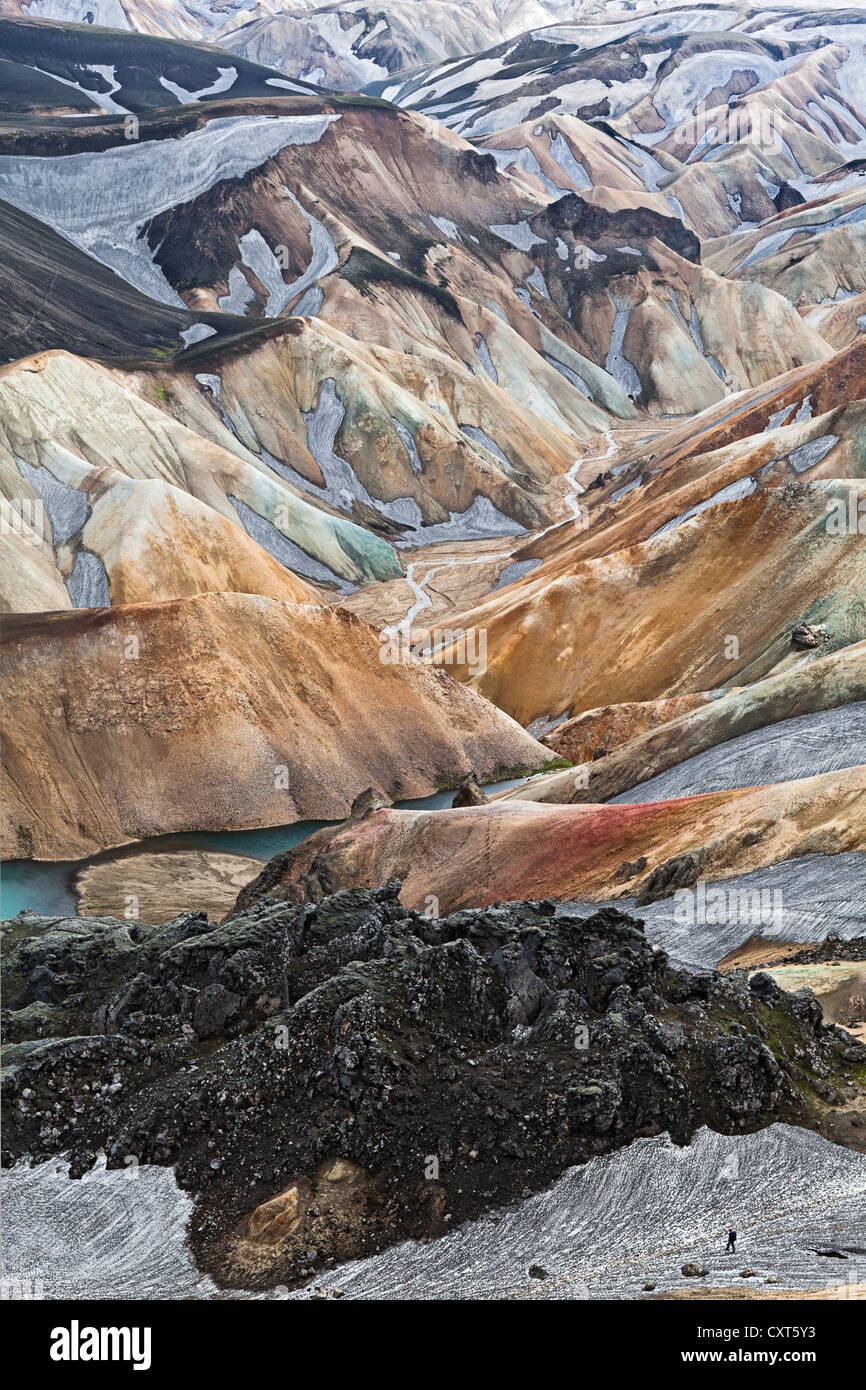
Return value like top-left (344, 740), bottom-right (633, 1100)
top-left (384, 427), bottom-right (620, 641)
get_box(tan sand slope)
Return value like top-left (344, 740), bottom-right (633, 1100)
top-left (538, 336), bottom-right (866, 536)
top-left (509, 642), bottom-right (866, 806)
top-left (1, 591), bottom-right (549, 860)
top-left (2, 459), bottom-right (318, 611)
top-left (172, 314), bottom-right (578, 535)
top-left (803, 290), bottom-right (866, 351)
top-left (542, 692), bottom-right (713, 765)
top-left (75, 850), bottom-right (263, 925)
top-left (432, 481), bottom-right (866, 727)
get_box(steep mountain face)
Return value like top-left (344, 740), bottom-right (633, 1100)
top-left (536, 643), bottom-right (866, 803)
top-left (0, 95), bottom-right (626, 545)
top-left (0, 592), bottom-right (549, 859)
top-left (4, 460), bottom-right (321, 611)
top-left (706, 186), bottom-right (866, 305)
top-left (382, 5), bottom-right (866, 141)
top-left (217, 2), bottom-right (514, 90)
top-left (513, 196), bottom-right (831, 410)
top-left (0, 12), bottom-right (860, 856)
top-left (473, 111), bottom-right (746, 239)
top-left (7, 2), bottom-right (610, 85)
top-left (0, 197), bottom-right (225, 363)
top-left (433, 478), bottom-right (866, 725)
top-left (380, 4), bottom-right (866, 245)
top-left (0, 86), bottom-right (837, 557)
top-left (0, 7), bottom-right (861, 861)
top-left (0, 350), bottom-right (405, 606)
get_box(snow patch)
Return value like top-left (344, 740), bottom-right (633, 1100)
top-left (180, 323), bottom-right (217, 347)
top-left (489, 220), bottom-right (544, 251)
top-left (788, 435), bottom-right (840, 473)
top-left (159, 66), bottom-right (238, 104)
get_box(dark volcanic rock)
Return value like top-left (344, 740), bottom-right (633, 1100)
top-left (763, 937), bottom-right (866, 968)
top-left (749, 971), bottom-right (782, 1004)
top-left (533, 192), bottom-right (701, 268)
top-left (634, 847), bottom-right (709, 905)
top-left (791, 623), bottom-right (829, 649)
top-left (451, 773), bottom-right (489, 808)
top-left (774, 183), bottom-right (806, 213)
top-left (2, 886), bottom-right (863, 1289)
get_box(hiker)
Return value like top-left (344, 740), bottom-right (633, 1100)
top-left (725, 1226), bottom-right (737, 1253)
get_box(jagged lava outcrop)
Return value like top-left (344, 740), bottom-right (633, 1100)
top-left (4, 883), bottom-right (865, 1289)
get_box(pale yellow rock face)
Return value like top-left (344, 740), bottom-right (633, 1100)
top-left (188, 314), bottom-right (572, 530)
top-left (646, 246), bottom-right (832, 396)
top-left (75, 850), bottom-right (263, 924)
top-left (564, 250), bottom-right (831, 417)
top-left (0, 530), bottom-right (70, 613)
top-left (228, 1157), bottom-right (372, 1284)
top-left (247, 1184), bottom-right (308, 1245)
top-left (0, 350), bottom-right (401, 596)
top-left (1, 454), bottom-right (318, 610)
top-left (802, 291), bottom-right (866, 350)
top-left (765, 964), bottom-right (866, 1038)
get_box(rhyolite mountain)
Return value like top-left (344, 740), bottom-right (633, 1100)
top-left (1, 0), bottom-right (865, 1303)
top-left (1, 2), bottom-right (863, 936)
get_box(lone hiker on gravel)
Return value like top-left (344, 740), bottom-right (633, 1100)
top-left (725, 1226), bottom-right (737, 1253)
